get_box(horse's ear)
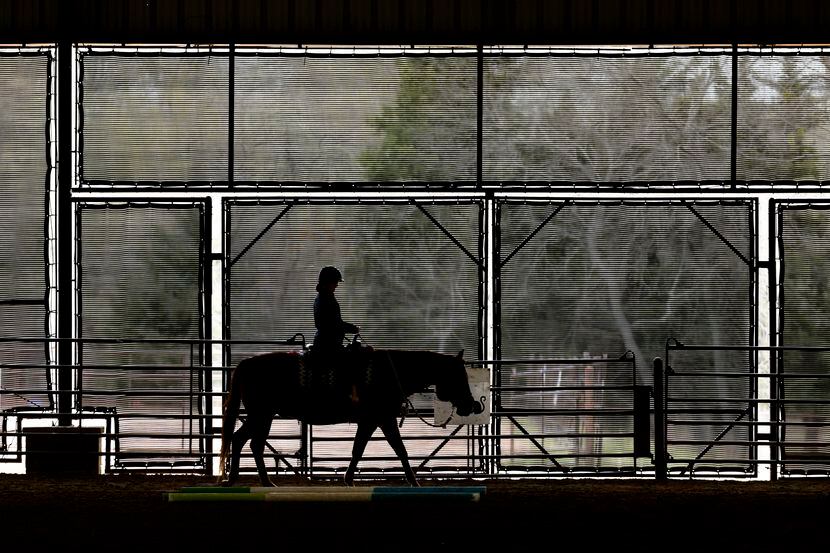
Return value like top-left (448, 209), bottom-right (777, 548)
top-left (456, 350), bottom-right (464, 359)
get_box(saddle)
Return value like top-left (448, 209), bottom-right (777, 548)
top-left (296, 345), bottom-right (373, 394)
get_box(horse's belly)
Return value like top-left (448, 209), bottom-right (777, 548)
top-left (277, 392), bottom-right (358, 425)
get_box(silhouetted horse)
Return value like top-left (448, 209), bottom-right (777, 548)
top-left (218, 349), bottom-right (484, 487)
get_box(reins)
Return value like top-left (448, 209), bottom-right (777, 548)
top-left (385, 351), bottom-right (455, 429)
top-left (401, 397), bottom-right (455, 428)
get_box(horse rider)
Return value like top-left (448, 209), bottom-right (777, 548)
top-left (313, 266), bottom-right (362, 404)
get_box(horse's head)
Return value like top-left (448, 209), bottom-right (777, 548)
top-left (435, 350), bottom-right (484, 417)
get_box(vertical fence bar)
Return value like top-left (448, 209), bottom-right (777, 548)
top-left (770, 202), bottom-right (781, 480)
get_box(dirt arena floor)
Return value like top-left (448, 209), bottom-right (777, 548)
top-left (1, 474), bottom-right (829, 552)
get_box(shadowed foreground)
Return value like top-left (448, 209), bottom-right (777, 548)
top-left (0, 475), bottom-right (828, 551)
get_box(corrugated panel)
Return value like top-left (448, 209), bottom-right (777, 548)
top-left (234, 55), bottom-right (477, 183)
top-left (5, 0), bottom-right (830, 44)
top-left (81, 54), bottom-right (229, 183)
top-left (484, 54), bottom-right (732, 182)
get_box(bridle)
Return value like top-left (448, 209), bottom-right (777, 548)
top-left (384, 351), bottom-right (456, 428)
top-left (400, 396), bottom-right (456, 428)
top-left (385, 351), bottom-right (477, 429)
top-left (353, 336), bottom-right (476, 428)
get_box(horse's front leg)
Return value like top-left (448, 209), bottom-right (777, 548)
top-left (380, 419), bottom-right (419, 487)
top-left (345, 420), bottom-right (377, 487)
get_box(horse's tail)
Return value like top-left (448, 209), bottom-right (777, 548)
top-left (218, 359), bottom-right (244, 482)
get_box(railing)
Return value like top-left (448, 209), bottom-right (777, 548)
top-left (653, 341), bottom-right (830, 480)
top-left (1, 337), bottom-right (655, 479)
top-left (480, 352), bottom-right (653, 477)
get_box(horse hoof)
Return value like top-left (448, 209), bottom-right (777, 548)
top-left (344, 475), bottom-right (355, 487)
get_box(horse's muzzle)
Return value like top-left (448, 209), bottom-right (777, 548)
top-left (458, 397), bottom-right (484, 417)
top-left (472, 398), bottom-right (484, 415)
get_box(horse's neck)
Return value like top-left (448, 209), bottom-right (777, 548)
top-left (377, 350), bottom-right (439, 392)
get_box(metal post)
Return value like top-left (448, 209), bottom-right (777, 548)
top-left (57, 40), bottom-right (73, 426)
top-left (769, 200), bottom-right (780, 481)
top-left (653, 357), bottom-right (667, 481)
top-left (633, 385), bottom-right (652, 459)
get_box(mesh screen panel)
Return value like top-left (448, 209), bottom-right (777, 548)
top-left (81, 54), bottom-right (229, 183)
top-left (228, 201), bottom-right (481, 470)
top-left (780, 207), bottom-right (830, 472)
top-left (738, 56), bottom-right (830, 181)
top-left (0, 54), bottom-right (50, 411)
top-left (79, 204), bottom-right (204, 464)
top-left (0, 55), bottom-right (48, 300)
top-left (228, 201), bottom-right (480, 356)
top-left (484, 55), bottom-right (732, 182)
top-left (499, 201), bottom-right (752, 367)
top-left (498, 201), bottom-right (753, 471)
top-left (234, 55), bottom-right (476, 183)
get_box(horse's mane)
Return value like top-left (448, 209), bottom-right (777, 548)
top-left (372, 349), bottom-right (456, 360)
top-left (371, 349), bottom-right (459, 372)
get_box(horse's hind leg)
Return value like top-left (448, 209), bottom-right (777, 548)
top-left (344, 420), bottom-right (377, 487)
top-left (227, 422), bottom-right (251, 486)
top-left (380, 419), bottom-right (419, 487)
top-left (249, 416), bottom-right (275, 487)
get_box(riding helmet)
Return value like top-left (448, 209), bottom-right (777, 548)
top-left (319, 266), bottom-right (343, 284)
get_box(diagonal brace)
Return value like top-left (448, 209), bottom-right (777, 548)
top-left (506, 414), bottom-right (564, 469)
top-left (681, 407), bottom-right (750, 476)
top-left (500, 202), bottom-right (569, 269)
top-left (684, 203), bottom-right (751, 267)
top-left (229, 204), bottom-right (293, 268)
top-left (416, 424), bottom-right (464, 470)
top-left (416, 204), bottom-right (481, 267)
